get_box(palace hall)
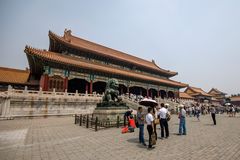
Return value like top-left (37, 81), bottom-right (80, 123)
top-left (2, 29), bottom-right (188, 98)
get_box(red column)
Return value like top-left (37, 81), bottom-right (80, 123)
top-left (89, 80), bottom-right (93, 94)
top-left (63, 77), bottom-right (68, 91)
top-left (40, 74), bottom-right (49, 91)
top-left (175, 91), bottom-right (179, 98)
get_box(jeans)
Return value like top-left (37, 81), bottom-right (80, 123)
top-left (138, 124), bottom-right (145, 144)
top-left (160, 119), bottom-right (169, 138)
top-left (147, 125), bottom-right (153, 148)
top-left (211, 113), bottom-right (216, 125)
top-left (196, 112), bottom-right (200, 120)
top-left (179, 117), bottom-right (186, 135)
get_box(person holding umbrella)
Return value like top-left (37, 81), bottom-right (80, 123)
top-left (146, 107), bottom-right (155, 149)
top-left (139, 98), bottom-right (158, 140)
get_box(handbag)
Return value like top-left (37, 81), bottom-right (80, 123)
top-left (154, 118), bottom-right (160, 125)
top-left (151, 134), bottom-right (156, 145)
top-left (166, 112), bottom-right (171, 121)
top-left (121, 126), bottom-right (128, 134)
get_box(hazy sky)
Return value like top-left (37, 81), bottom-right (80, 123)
top-left (0, 0), bottom-right (239, 95)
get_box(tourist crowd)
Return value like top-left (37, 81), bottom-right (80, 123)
top-left (123, 101), bottom-right (238, 149)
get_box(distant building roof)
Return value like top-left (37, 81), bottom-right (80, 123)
top-left (231, 96), bottom-right (240, 102)
top-left (185, 86), bottom-right (212, 97)
top-left (179, 92), bottom-right (194, 99)
top-left (0, 67), bottom-right (30, 84)
top-left (208, 88), bottom-right (227, 95)
top-left (49, 30), bottom-right (178, 77)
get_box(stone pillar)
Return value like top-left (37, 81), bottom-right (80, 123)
top-left (40, 74), bottom-right (49, 91)
top-left (147, 88), bottom-right (149, 98)
top-left (157, 90), bottom-right (160, 97)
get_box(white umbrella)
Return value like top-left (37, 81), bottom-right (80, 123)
top-left (139, 98), bottom-right (158, 107)
top-left (225, 103), bottom-right (231, 106)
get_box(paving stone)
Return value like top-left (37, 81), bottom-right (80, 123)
top-left (0, 115), bottom-right (239, 160)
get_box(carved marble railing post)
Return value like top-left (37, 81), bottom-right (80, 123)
top-left (7, 85), bottom-right (13, 97)
top-left (23, 86), bottom-right (28, 96)
top-left (39, 87), bottom-right (43, 97)
top-left (75, 90), bottom-right (78, 96)
top-left (0, 94), bottom-right (11, 119)
top-left (53, 88), bottom-right (56, 96)
top-left (64, 89), bottom-right (68, 97)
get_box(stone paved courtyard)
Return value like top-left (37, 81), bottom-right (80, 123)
top-left (0, 114), bottom-right (239, 160)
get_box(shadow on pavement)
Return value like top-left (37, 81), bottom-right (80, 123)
top-left (127, 138), bottom-right (147, 148)
top-left (204, 124), bottom-right (215, 126)
top-left (172, 133), bottom-right (185, 136)
top-left (191, 120), bottom-right (200, 122)
top-left (127, 137), bottom-right (139, 143)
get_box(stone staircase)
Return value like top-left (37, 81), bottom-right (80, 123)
top-left (121, 97), bottom-right (144, 111)
top-left (156, 98), bottom-right (180, 108)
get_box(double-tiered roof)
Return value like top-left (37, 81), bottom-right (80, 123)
top-left (48, 30), bottom-right (177, 77)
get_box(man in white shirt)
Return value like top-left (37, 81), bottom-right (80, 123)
top-left (158, 103), bottom-right (169, 139)
top-left (146, 107), bottom-right (154, 149)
